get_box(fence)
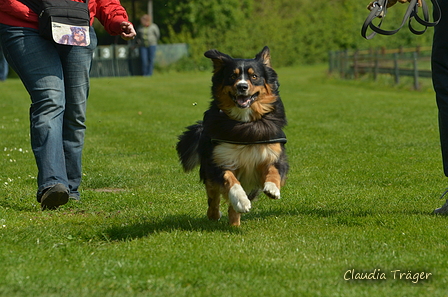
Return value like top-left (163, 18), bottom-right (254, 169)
top-left (328, 47), bottom-right (432, 90)
top-left (90, 43), bottom-right (189, 78)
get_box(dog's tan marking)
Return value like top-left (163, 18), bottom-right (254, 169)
top-left (223, 170), bottom-right (239, 190)
top-left (228, 205), bottom-right (241, 226)
top-left (215, 73), bottom-right (276, 122)
top-left (262, 164), bottom-right (282, 199)
top-left (216, 85), bottom-right (238, 110)
top-left (262, 163), bottom-right (281, 187)
top-left (250, 93), bottom-right (276, 119)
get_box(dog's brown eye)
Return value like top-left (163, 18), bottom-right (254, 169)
top-left (230, 74), bottom-right (237, 80)
top-left (251, 74), bottom-right (258, 80)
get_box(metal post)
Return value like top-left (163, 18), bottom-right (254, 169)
top-left (329, 51), bottom-right (334, 74)
top-left (394, 53), bottom-right (400, 85)
top-left (374, 50), bottom-right (379, 81)
top-left (353, 50), bottom-right (359, 79)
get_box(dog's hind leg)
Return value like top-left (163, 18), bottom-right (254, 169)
top-left (263, 165), bottom-right (282, 200)
top-left (206, 180), bottom-right (222, 221)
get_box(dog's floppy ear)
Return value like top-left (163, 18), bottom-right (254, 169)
top-left (255, 46), bottom-right (271, 68)
top-left (204, 49), bottom-right (233, 72)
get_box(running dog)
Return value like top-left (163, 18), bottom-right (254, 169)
top-left (176, 46), bottom-right (288, 226)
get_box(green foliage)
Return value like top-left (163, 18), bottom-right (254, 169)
top-left (99, 0), bottom-right (435, 69)
top-left (150, 0), bottom-right (434, 68)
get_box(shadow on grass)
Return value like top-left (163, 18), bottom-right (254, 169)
top-left (99, 205), bottom-right (435, 242)
top-left (102, 214), bottom-right (243, 241)
top-left (250, 206), bottom-right (437, 229)
top-left (252, 206), bottom-right (433, 220)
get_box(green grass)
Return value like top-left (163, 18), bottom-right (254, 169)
top-left (1, 65), bottom-right (447, 296)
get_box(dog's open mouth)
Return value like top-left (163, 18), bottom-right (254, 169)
top-left (232, 92), bottom-right (259, 109)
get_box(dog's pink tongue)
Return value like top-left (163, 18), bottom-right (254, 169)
top-left (236, 96), bottom-right (251, 108)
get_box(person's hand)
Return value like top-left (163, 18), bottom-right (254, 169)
top-left (120, 21), bottom-right (136, 40)
top-left (367, 0), bottom-right (422, 11)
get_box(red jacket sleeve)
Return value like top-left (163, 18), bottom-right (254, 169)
top-left (92, 0), bottom-right (131, 36)
top-left (0, 0), bottom-right (131, 35)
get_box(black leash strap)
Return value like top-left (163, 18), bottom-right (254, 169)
top-left (361, 0), bottom-right (441, 39)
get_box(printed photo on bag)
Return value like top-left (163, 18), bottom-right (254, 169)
top-left (51, 22), bottom-right (90, 46)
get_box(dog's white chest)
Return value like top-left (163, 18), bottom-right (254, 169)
top-left (213, 143), bottom-right (281, 190)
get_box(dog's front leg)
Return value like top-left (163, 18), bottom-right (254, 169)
top-left (223, 170), bottom-right (251, 226)
top-left (263, 165), bottom-right (282, 200)
top-left (228, 205), bottom-right (241, 227)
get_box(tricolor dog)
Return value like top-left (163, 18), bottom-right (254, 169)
top-left (176, 46), bottom-right (289, 226)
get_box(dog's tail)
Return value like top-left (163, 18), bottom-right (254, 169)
top-left (176, 121), bottom-right (203, 172)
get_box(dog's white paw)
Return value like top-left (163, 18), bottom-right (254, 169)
top-left (263, 182), bottom-right (281, 199)
top-left (229, 184), bottom-right (251, 213)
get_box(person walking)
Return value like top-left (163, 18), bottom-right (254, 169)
top-left (137, 14), bottom-right (160, 76)
top-left (367, 0), bottom-right (448, 213)
top-left (0, 0), bottom-right (136, 210)
top-left (430, 0), bottom-right (448, 213)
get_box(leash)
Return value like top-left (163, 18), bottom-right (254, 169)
top-left (361, 0), bottom-right (441, 39)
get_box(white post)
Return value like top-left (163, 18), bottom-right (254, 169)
top-left (148, 0), bottom-right (153, 19)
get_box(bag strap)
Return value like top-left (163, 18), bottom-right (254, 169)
top-left (361, 0), bottom-right (441, 39)
top-left (18, 0), bottom-right (40, 15)
top-left (18, 0), bottom-right (89, 15)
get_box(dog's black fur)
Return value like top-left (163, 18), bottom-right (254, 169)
top-left (176, 46), bottom-right (288, 226)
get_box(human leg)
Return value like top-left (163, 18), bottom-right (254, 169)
top-left (56, 28), bottom-right (97, 200)
top-left (0, 25), bottom-right (69, 205)
top-left (148, 45), bottom-right (157, 76)
top-left (139, 46), bottom-right (150, 76)
top-left (431, 1), bottom-right (448, 213)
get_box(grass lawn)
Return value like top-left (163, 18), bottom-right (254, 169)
top-left (1, 64), bottom-right (447, 296)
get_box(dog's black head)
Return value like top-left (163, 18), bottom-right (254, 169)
top-left (204, 46), bottom-right (280, 122)
top-left (70, 27), bottom-right (87, 43)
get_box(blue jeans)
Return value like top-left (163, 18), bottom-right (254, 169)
top-left (0, 24), bottom-right (97, 200)
top-left (139, 45), bottom-right (156, 76)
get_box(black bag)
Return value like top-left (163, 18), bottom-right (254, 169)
top-left (19, 0), bottom-right (91, 45)
top-left (38, 0), bottom-right (90, 46)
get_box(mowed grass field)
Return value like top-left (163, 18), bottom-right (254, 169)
top-left (1, 64), bottom-right (447, 296)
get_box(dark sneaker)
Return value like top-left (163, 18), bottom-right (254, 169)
top-left (40, 183), bottom-right (69, 210)
top-left (434, 189), bottom-right (448, 215)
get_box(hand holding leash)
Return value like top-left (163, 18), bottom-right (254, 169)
top-left (367, 0), bottom-right (422, 12)
top-left (362, 0), bottom-right (440, 39)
